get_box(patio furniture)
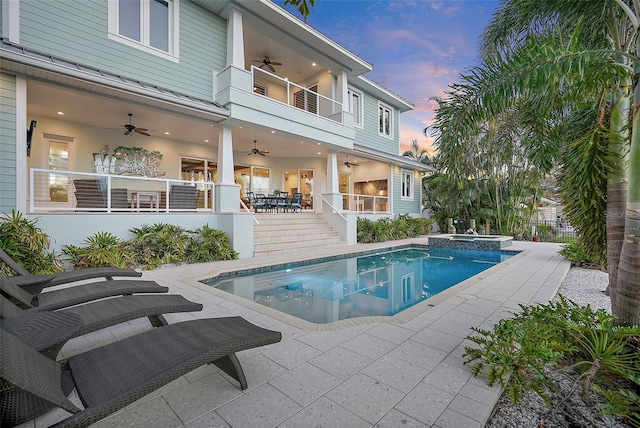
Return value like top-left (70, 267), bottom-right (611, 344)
top-left (252, 193), bottom-right (269, 213)
top-left (73, 179), bottom-right (129, 210)
top-left (168, 184), bottom-right (198, 210)
top-left (0, 316), bottom-right (282, 427)
top-left (276, 194), bottom-right (290, 212)
top-left (0, 248), bottom-right (141, 294)
top-left (0, 276), bottom-right (168, 312)
top-left (0, 292), bottom-right (204, 358)
top-left (290, 193), bottom-right (303, 212)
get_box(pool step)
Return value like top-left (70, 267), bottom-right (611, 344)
top-left (253, 213), bottom-right (347, 257)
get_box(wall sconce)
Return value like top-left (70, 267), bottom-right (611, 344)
top-left (26, 119), bottom-right (37, 157)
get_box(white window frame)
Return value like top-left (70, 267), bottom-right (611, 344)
top-left (401, 169), bottom-right (413, 200)
top-left (348, 87), bottom-right (363, 127)
top-left (378, 102), bottom-right (393, 138)
top-left (108, 0), bottom-right (180, 62)
top-left (401, 274), bottom-right (414, 303)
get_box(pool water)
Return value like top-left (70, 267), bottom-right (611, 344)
top-left (204, 246), bottom-right (518, 324)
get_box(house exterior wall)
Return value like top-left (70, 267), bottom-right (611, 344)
top-left (391, 166), bottom-right (421, 215)
top-left (0, 72), bottom-right (17, 213)
top-left (18, 0), bottom-right (226, 100)
top-left (353, 89), bottom-right (400, 155)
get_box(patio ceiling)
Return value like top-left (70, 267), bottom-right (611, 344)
top-left (26, 79), bottom-right (352, 160)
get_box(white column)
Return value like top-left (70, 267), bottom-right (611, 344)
top-left (2, 0), bottom-right (20, 42)
top-left (16, 75), bottom-right (27, 213)
top-left (215, 125), bottom-right (240, 213)
top-left (336, 70), bottom-right (348, 112)
top-left (226, 8), bottom-right (245, 69)
top-left (327, 151), bottom-right (339, 193)
top-left (217, 125), bottom-right (235, 184)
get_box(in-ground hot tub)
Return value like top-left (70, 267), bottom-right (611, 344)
top-left (428, 234), bottom-right (513, 251)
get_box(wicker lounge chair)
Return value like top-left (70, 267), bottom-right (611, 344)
top-left (0, 275), bottom-right (168, 312)
top-left (0, 248), bottom-right (141, 294)
top-left (0, 317), bottom-right (282, 427)
top-left (0, 293), bottom-right (203, 358)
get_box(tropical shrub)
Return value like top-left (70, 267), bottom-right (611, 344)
top-left (62, 231), bottom-right (134, 269)
top-left (127, 223), bottom-right (190, 270)
top-left (0, 210), bottom-right (62, 275)
top-left (559, 241), bottom-right (604, 269)
top-left (357, 215), bottom-right (433, 243)
top-left (464, 297), bottom-right (640, 425)
top-left (186, 225), bottom-right (239, 262)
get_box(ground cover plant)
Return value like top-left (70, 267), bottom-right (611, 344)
top-left (464, 297), bottom-right (640, 426)
top-left (357, 215), bottom-right (433, 243)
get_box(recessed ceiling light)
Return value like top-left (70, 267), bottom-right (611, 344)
top-left (204, 139), bottom-right (209, 143)
top-left (57, 111), bottom-right (64, 115)
top-left (312, 62), bottom-right (316, 66)
top-left (300, 141), bottom-right (304, 144)
top-left (164, 131), bottom-right (170, 135)
top-left (317, 152), bottom-right (321, 155)
top-left (317, 142), bottom-right (321, 145)
top-left (271, 130), bottom-right (275, 133)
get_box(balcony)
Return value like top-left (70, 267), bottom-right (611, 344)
top-left (251, 66), bottom-right (344, 124)
top-left (29, 169), bottom-right (215, 214)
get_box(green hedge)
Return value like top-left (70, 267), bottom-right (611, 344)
top-left (357, 214), bottom-right (433, 243)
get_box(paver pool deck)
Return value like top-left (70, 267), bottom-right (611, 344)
top-left (23, 239), bottom-right (569, 428)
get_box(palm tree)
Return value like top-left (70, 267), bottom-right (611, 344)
top-left (283, 0), bottom-right (317, 22)
top-left (433, 0), bottom-right (639, 324)
top-left (402, 139), bottom-right (430, 163)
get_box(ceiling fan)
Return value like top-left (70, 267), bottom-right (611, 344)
top-left (344, 155), bottom-right (359, 168)
top-left (252, 55), bottom-right (282, 73)
top-left (122, 113), bottom-right (150, 136)
top-left (249, 140), bottom-right (269, 156)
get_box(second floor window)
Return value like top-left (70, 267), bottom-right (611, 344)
top-left (379, 102), bottom-right (392, 137)
top-left (348, 88), bottom-right (363, 126)
top-left (109, 0), bottom-right (179, 61)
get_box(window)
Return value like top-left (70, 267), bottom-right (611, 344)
top-left (348, 88), bottom-right (363, 126)
top-left (401, 170), bottom-right (413, 200)
top-left (378, 102), bottom-right (392, 137)
top-left (402, 275), bottom-right (414, 303)
top-left (108, 0), bottom-right (180, 61)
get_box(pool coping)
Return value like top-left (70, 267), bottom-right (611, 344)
top-left (183, 240), bottom-right (530, 331)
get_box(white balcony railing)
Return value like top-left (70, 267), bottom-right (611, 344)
top-left (29, 169), bottom-right (215, 213)
top-left (251, 66), bottom-right (344, 124)
top-left (342, 193), bottom-right (389, 213)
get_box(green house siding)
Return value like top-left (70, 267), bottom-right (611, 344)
top-left (354, 91), bottom-right (401, 155)
top-left (19, 0), bottom-right (226, 100)
top-left (392, 166), bottom-right (421, 215)
top-left (0, 73), bottom-right (17, 213)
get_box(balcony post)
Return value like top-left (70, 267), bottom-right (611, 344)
top-left (226, 8), bottom-right (245, 69)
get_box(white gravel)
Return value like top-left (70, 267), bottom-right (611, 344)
top-left (485, 267), bottom-right (629, 428)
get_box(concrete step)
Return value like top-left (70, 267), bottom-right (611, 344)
top-left (253, 213), bottom-right (346, 257)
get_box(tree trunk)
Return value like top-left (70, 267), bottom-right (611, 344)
top-left (606, 84), bottom-right (630, 298)
top-left (612, 52), bottom-right (640, 326)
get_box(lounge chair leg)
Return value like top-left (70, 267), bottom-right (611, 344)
top-left (148, 314), bottom-right (168, 327)
top-left (213, 353), bottom-right (248, 389)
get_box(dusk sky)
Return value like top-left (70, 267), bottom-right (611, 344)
top-left (277, 0), bottom-right (501, 155)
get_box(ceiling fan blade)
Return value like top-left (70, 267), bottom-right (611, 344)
top-left (259, 151), bottom-right (266, 156)
top-left (124, 130), bottom-right (131, 136)
top-left (135, 127), bottom-right (149, 132)
top-left (268, 65), bottom-right (276, 72)
top-left (271, 62), bottom-right (282, 66)
top-left (136, 130), bottom-right (151, 136)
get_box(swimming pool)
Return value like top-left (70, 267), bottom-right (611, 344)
top-left (203, 246), bottom-right (519, 324)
